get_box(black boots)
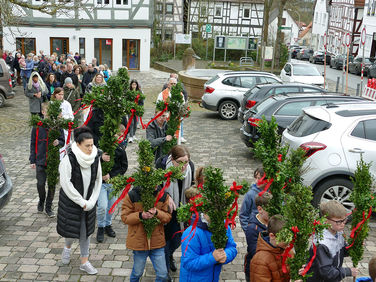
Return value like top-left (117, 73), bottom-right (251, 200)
top-left (105, 225), bottom-right (116, 237)
top-left (170, 255), bottom-right (177, 272)
top-left (97, 227), bottom-right (105, 243)
top-left (97, 226), bottom-right (116, 243)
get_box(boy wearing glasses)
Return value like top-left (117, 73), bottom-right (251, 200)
top-left (307, 200), bottom-right (358, 282)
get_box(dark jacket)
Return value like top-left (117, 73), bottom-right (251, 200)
top-left (121, 186), bottom-right (172, 250)
top-left (57, 150), bottom-right (100, 239)
top-left (29, 126), bottom-right (65, 166)
top-left (63, 85), bottom-right (81, 112)
top-left (250, 232), bottom-right (290, 282)
top-left (60, 71), bottom-right (79, 88)
top-left (239, 183), bottom-right (262, 232)
top-left (245, 214), bottom-right (268, 277)
top-left (179, 214), bottom-right (237, 282)
top-left (146, 120), bottom-right (168, 162)
top-left (82, 69), bottom-right (97, 92)
top-left (45, 81), bottom-right (60, 100)
top-left (25, 84), bottom-right (48, 114)
top-left (307, 230), bottom-right (351, 282)
top-left (108, 143), bottom-right (128, 178)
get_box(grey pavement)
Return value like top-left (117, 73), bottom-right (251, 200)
top-left (0, 69), bottom-right (374, 281)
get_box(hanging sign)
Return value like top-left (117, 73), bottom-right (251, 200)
top-left (106, 39), bottom-right (112, 45)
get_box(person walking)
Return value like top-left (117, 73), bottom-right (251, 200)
top-left (25, 72), bottom-right (48, 116)
top-left (127, 79), bottom-right (144, 143)
top-left (21, 53), bottom-right (34, 90)
top-left (45, 73), bottom-right (60, 101)
top-left (57, 126), bottom-right (102, 275)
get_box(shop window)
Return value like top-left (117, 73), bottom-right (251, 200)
top-left (16, 38), bottom-right (36, 55)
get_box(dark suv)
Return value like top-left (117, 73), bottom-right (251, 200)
top-left (240, 93), bottom-right (367, 147)
top-left (0, 154), bottom-right (12, 210)
top-left (0, 59), bottom-right (16, 107)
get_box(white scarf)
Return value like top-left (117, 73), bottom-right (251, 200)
top-left (71, 142), bottom-right (98, 169)
top-left (165, 155), bottom-right (192, 207)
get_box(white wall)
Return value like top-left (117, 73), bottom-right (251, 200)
top-left (4, 26), bottom-right (151, 71)
top-left (359, 0), bottom-right (376, 57)
top-left (269, 11), bottom-right (300, 46)
top-left (312, 0), bottom-right (328, 50)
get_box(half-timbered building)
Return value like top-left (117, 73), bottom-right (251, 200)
top-left (154, 0), bottom-right (185, 41)
top-left (359, 0), bottom-right (376, 57)
top-left (186, 0), bottom-right (264, 38)
top-left (327, 0), bottom-right (364, 56)
top-left (4, 0), bottom-right (153, 71)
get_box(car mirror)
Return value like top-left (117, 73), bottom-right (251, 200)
top-left (286, 71), bottom-right (291, 76)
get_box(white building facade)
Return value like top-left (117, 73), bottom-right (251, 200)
top-left (312, 0), bottom-right (329, 51)
top-left (359, 0), bottom-right (376, 57)
top-left (4, 0), bottom-right (153, 71)
top-left (154, 0), bottom-right (184, 41)
top-left (269, 11), bottom-right (301, 46)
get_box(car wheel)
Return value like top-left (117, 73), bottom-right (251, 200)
top-left (312, 177), bottom-right (354, 212)
top-left (218, 100), bottom-right (238, 120)
top-left (0, 93), bottom-right (5, 108)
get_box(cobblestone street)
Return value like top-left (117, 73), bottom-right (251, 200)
top-left (0, 68), bottom-right (375, 281)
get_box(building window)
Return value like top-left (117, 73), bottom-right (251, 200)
top-left (214, 6), bottom-right (222, 17)
top-left (16, 38), bottom-right (36, 55)
top-left (165, 29), bottom-right (173, 40)
top-left (156, 2), bottom-right (163, 13)
top-left (166, 3), bottom-right (173, 14)
top-left (94, 38), bottom-right (113, 69)
top-left (243, 8), bottom-right (250, 18)
top-left (116, 0), bottom-right (128, 4)
top-left (122, 39), bottom-right (140, 70)
top-left (282, 18), bottom-right (286, 25)
top-left (79, 38), bottom-right (85, 59)
top-left (200, 6), bottom-right (207, 17)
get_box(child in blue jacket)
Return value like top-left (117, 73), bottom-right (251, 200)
top-left (179, 213), bottom-right (237, 282)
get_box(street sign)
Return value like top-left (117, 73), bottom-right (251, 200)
top-left (278, 26), bottom-right (292, 30)
top-left (345, 32), bottom-right (351, 47)
top-left (206, 24), bottom-right (212, 33)
top-left (324, 32), bottom-right (327, 49)
top-left (361, 27), bottom-right (366, 45)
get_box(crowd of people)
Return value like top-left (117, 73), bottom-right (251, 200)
top-left (14, 48), bottom-right (376, 281)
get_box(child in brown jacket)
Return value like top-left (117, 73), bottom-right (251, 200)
top-left (121, 186), bottom-right (172, 282)
top-left (250, 214), bottom-right (290, 282)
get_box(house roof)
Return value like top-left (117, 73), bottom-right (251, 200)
top-left (298, 22), bottom-right (312, 39)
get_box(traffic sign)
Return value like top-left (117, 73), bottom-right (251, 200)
top-left (324, 32), bottom-right (327, 49)
top-left (361, 27), bottom-right (366, 45)
top-left (278, 26), bottom-right (292, 30)
top-left (206, 24), bottom-right (212, 33)
top-left (346, 32), bottom-right (351, 47)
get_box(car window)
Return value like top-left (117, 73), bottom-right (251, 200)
top-left (253, 97), bottom-right (277, 114)
top-left (353, 119), bottom-right (376, 141)
top-left (240, 76), bottom-right (256, 88)
top-left (265, 77), bottom-right (280, 83)
top-left (288, 113), bottom-right (331, 137)
top-left (274, 87), bottom-right (300, 94)
top-left (275, 101), bottom-right (312, 116)
top-left (222, 76), bottom-right (241, 87)
top-left (0, 64), bottom-right (3, 76)
top-left (302, 87), bottom-right (320, 92)
top-left (284, 64), bottom-right (291, 72)
top-left (292, 65), bottom-right (321, 76)
top-left (206, 75), bottom-right (219, 85)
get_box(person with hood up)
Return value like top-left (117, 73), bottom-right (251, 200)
top-left (25, 72), bottom-right (48, 115)
top-left (63, 77), bottom-right (81, 115)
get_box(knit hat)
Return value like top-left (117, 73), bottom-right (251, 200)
top-left (64, 77), bottom-right (73, 85)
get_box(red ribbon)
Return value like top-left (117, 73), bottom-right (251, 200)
top-left (225, 182), bottom-right (243, 229)
top-left (182, 194), bottom-right (203, 255)
top-left (258, 177), bottom-right (274, 197)
top-left (301, 220), bottom-right (321, 276)
top-left (282, 226), bottom-right (299, 274)
top-left (140, 103), bottom-right (168, 130)
top-left (35, 121), bottom-right (43, 157)
top-left (346, 207), bottom-right (372, 249)
top-left (66, 122), bottom-right (74, 145)
top-left (197, 183), bottom-right (203, 190)
top-left (108, 177), bottom-right (135, 214)
top-left (115, 109), bottom-right (135, 144)
top-left (154, 171), bottom-right (173, 207)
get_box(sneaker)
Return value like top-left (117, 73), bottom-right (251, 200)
top-left (104, 225), bottom-right (116, 238)
top-left (96, 227), bottom-right (105, 243)
top-left (37, 202), bottom-right (44, 213)
top-left (80, 261), bottom-right (98, 275)
top-left (45, 209), bottom-right (55, 218)
top-left (180, 137), bottom-right (187, 143)
top-left (128, 137), bottom-right (133, 143)
top-left (61, 247), bottom-right (71, 265)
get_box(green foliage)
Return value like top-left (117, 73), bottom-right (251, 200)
top-left (30, 100), bottom-right (75, 187)
top-left (82, 67), bottom-right (145, 175)
top-left (280, 45), bottom-right (289, 68)
top-left (348, 157), bottom-right (375, 267)
top-left (252, 116), bottom-right (287, 216)
top-left (156, 82), bottom-right (190, 154)
top-left (110, 140), bottom-right (183, 239)
top-left (177, 166), bottom-right (249, 249)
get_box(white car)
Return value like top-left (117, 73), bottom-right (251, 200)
top-left (280, 62), bottom-right (325, 88)
top-left (201, 71), bottom-right (282, 120)
top-left (281, 102), bottom-right (376, 211)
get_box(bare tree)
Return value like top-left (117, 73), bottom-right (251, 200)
top-left (272, 0), bottom-right (288, 70)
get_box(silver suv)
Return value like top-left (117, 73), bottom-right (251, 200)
top-left (201, 71), bottom-right (282, 120)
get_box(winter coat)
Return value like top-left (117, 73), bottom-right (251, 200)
top-left (57, 150), bottom-right (100, 238)
top-left (162, 81), bottom-right (188, 102)
top-left (60, 71), bottom-right (79, 88)
top-left (146, 120), bottom-right (168, 162)
top-left (121, 186), bottom-right (172, 250)
top-left (29, 126), bottom-right (65, 166)
top-left (25, 84), bottom-right (48, 114)
top-left (63, 85), bottom-right (81, 113)
top-left (108, 143), bottom-right (128, 178)
top-left (20, 59), bottom-right (34, 79)
top-left (250, 232), bottom-right (290, 282)
top-left (245, 214), bottom-right (268, 276)
top-left (45, 81), bottom-right (60, 100)
top-left (179, 215), bottom-right (237, 282)
top-left (307, 229), bottom-right (351, 282)
top-left (82, 69), bottom-right (97, 92)
top-left (239, 183), bottom-right (263, 231)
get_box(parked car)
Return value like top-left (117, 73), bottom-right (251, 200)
top-left (280, 62), bottom-right (325, 88)
top-left (0, 154), bottom-right (12, 210)
top-left (238, 83), bottom-right (327, 123)
top-left (309, 51), bottom-right (332, 64)
top-left (201, 71), bottom-right (282, 120)
top-left (368, 62), bottom-right (376, 78)
top-left (348, 56), bottom-right (374, 76)
top-left (291, 46), bottom-right (303, 59)
top-left (281, 102), bottom-right (376, 211)
top-left (296, 48), bottom-right (314, 60)
top-left (0, 59), bottom-right (16, 107)
top-left (240, 93), bottom-right (366, 147)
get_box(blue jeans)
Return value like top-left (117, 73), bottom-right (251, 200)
top-left (130, 248), bottom-right (168, 282)
top-left (97, 183), bottom-right (117, 228)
